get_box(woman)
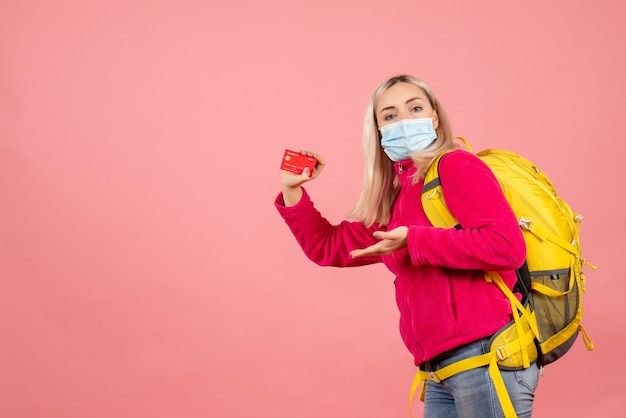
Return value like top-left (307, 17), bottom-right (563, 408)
top-left (275, 75), bottom-right (539, 417)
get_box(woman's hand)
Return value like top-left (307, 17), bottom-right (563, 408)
top-left (281, 151), bottom-right (326, 206)
top-left (350, 226), bottom-right (409, 258)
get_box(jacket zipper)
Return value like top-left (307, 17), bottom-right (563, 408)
top-left (395, 163), bottom-right (425, 357)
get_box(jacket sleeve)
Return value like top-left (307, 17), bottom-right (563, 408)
top-left (275, 188), bottom-right (383, 267)
top-left (407, 151), bottom-right (526, 271)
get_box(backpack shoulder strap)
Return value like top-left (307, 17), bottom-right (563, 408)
top-left (421, 138), bottom-right (472, 229)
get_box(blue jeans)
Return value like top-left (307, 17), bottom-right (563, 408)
top-left (420, 337), bottom-right (539, 418)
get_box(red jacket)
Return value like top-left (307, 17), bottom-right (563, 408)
top-left (275, 150), bottom-right (526, 365)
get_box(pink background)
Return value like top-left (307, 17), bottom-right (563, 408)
top-left (1, 1), bottom-right (624, 417)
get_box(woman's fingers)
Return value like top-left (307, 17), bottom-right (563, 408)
top-left (351, 227), bottom-right (408, 258)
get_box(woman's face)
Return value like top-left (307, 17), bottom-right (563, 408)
top-left (375, 82), bottom-right (439, 130)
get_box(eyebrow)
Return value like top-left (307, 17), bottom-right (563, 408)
top-left (378, 97), bottom-right (425, 114)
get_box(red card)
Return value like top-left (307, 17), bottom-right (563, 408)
top-left (280, 149), bottom-right (317, 176)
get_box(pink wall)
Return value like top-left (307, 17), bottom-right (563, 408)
top-left (1, 1), bottom-right (624, 417)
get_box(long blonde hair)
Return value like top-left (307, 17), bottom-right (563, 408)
top-left (348, 75), bottom-right (457, 227)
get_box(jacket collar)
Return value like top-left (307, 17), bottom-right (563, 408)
top-left (394, 159), bottom-right (416, 175)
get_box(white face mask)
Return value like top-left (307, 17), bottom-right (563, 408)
top-left (380, 118), bottom-right (437, 161)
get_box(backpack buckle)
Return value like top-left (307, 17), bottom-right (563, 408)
top-left (427, 371), bottom-right (441, 383)
top-left (425, 189), bottom-right (438, 200)
top-left (518, 217), bottom-right (535, 231)
top-left (496, 345), bottom-right (511, 361)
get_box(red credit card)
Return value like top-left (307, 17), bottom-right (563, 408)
top-left (280, 149), bottom-right (317, 175)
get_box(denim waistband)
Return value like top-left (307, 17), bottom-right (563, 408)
top-left (419, 336), bottom-right (492, 373)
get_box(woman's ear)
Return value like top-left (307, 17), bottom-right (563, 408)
top-left (432, 110), bottom-right (439, 129)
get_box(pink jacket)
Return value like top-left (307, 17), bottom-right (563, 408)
top-left (275, 150), bottom-right (526, 365)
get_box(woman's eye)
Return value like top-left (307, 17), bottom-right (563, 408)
top-left (411, 106), bottom-right (422, 112)
top-left (384, 114), bottom-right (396, 121)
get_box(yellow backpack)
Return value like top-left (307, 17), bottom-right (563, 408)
top-left (409, 138), bottom-right (597, 418)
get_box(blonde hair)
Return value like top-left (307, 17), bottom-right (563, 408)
top-left (348, 75), bottom-right (457, 227)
